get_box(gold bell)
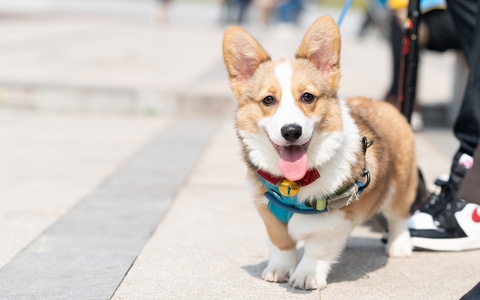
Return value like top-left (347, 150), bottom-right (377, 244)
top-left (278, 179), bottom-right (300, 197)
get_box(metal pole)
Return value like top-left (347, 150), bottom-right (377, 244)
top-left (398, 0), bottom-right (421, 123)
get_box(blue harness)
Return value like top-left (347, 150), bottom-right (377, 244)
top-left (258, 136), bottom-right (373, 224)
top-left (257, 174), bottom-right (369, 224)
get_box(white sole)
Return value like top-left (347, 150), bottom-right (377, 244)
top-left (411, 236), bottom-right (480, 251)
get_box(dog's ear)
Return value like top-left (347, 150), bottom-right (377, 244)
top-left (222, 27), bottom-right (270, 89)
top-left (296, 16), bottom-right (340, 82)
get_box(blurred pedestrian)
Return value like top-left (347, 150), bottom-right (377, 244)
top-left (277, 0), bottom-right (303, 24)
top-left (154, 0), bottom-right (172, 25)
top-left (358, 0), bottom-right (390, 38)
top-left (254, 0), bottom-right (277, 25)
top-left (220, 0), bottom-right (253, 24)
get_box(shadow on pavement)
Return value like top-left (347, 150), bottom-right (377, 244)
top-left (241, 238), bottom-right (387, 293)
top-left (329, 237), bottom-right (387, 284)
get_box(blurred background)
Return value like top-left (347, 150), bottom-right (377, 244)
top-left (0, 0), bottom-right (461, 122)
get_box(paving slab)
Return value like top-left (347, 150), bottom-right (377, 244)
top-left (0, 109), bottom-right (167, 269)
top-left (0, 116), bottom-right (219, 299)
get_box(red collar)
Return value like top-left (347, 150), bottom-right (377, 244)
top-left (256, 168), bottom-right (320, 186)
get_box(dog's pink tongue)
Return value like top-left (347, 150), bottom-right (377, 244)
top-left (278, 146), bottom-right (308, 181)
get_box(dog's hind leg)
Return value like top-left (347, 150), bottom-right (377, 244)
top-left (382, 177), bottom-right (417, 257)
top-left (384, 212), bottom-right (413, 257)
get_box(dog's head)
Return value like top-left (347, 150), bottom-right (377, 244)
top-left (223, 17), bottom-right (344, 181)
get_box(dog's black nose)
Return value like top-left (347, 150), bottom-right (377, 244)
top-left (281, 124), bottom-right (302, 142)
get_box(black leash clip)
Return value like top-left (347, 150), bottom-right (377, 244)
top-left (362, 136), bottom-right (374, 155)
top-left (358, 136), bottom-right (373, 195)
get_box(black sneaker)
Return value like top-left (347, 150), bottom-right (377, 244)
top-left (408, 178), bottom-right (480, 251)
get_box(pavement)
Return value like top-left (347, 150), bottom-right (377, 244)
top-left (0, 1), bottom-right (479, 299)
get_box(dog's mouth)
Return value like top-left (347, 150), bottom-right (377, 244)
top-left (270, 138), bottom-right (311, 181)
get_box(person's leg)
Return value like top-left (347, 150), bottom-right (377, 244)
top-left (459, 140), bottom-right (480, 205)
top-left (442, 0), bottom-right (480, 198)
top-left (448, 0), bottom-right (480, 157)
top-left (445, 0), bottom-right (478, 65)
top-left (408, 0), bottom-right (480, 251)
top-left (237, 0), bottom-right (251, 24)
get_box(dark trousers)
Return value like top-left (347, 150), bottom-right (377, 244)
top-left (447, 0), bottom-right (480, 204)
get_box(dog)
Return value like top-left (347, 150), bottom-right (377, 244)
top-left (222, 16), bottom-right (418, 290)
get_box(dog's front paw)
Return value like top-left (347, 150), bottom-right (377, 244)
top-left (289, 270), bottom-right (326, 290)
top-left (288, 257), bottom-right (329, 290)
top-left (262, 244), bottom-right (297, 283)
top-left (262, 264), bottom-right (294, 283)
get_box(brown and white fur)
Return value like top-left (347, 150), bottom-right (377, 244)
top-left (222, 16), bottom-right (418, 290)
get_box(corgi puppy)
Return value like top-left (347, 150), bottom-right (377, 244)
top-left (222, 16), bottom-right (418, 290)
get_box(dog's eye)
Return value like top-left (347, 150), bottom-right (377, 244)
top-left (301, 93), bottom-right (315, 104)
top-left (262, 95), bottom-right (276, 106)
